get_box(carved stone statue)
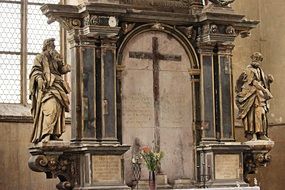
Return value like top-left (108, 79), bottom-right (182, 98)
top-left (29, 38), bottom-right (71, 144)
top-left (235, 52), bottom-right (273, 141)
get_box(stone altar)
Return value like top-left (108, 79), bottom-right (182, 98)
top-left (27, 0), bottom-right (264, 189)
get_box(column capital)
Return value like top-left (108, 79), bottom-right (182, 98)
top-left (197, 42), bottom-right (216, 54)
top-left (101, 37), bottom-right (119, 48)
top-left (216, 43), bottom-right (235, 56)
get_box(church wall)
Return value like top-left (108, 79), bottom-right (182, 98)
top-left (1, 0), bottom-right (284, 189)
top-left (233, 1), bottom-right (285, 190)
top-left (0, 121), bottom-right (71, 190)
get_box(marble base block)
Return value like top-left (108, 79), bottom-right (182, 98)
top-left (173, 178), bottom-right (195, 189)
top-left (173, 187), bottom-right (260, 190)
top-left (156, 174), bottom-right (172, 189)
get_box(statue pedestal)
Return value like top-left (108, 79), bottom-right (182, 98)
top-left (243, 140), bottom-right (274, 183)
top-left (197, 142), bottom-right (249, 188)
top-left (29, 141), bottom-right (130, 190)
top-left (243, 139), bottom-right (274, 151)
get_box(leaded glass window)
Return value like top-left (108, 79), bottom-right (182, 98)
top-left (0, 0), bottom-right (61, 104)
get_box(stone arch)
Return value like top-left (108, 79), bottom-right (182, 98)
top-left (116, 23), bottom-right (200, 184)
top-left (117, 23), bottom-right (199, 69)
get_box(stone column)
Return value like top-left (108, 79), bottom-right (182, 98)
top-left (100, 37), bottom-right (119, 144)
top-left (68, 30), bottom-right (98, 143)
top-left (197, 24), bottom-right (236, 143)
top-left (216, 44), bottom-right (235, 142)
top-left (198, 43), bottom-right (217, 143)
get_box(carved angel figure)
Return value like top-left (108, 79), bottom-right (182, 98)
top-left (29, 38), bottom-right (71, 144)
top-left (235, 52), bottom-right (273, 141)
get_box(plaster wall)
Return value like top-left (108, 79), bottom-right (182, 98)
top-left (233, 1), bottom-right (285, 190)
top-left (233, 0), bottom-right (285, 126)
top-left (0, 121), bottom-right (71, 190)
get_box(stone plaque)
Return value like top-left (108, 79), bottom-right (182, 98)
top-left (215, 154), bottom-right (240, 179)
top-left (92, 155), bottom-right (121, 183)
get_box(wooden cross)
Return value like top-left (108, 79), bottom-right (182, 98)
top-left (129, 37), bottom-right (182, 154)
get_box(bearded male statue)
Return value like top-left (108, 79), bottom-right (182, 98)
top-left (29, 38), bottom-right (71, 144)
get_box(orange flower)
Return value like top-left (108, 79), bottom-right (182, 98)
top-left (140, 146), bottom-right (164, 172)
top-left (141, 146), bottom-right (151, 153)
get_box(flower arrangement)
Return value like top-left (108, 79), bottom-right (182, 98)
top-left (140, 146), bottom-right (164, 172)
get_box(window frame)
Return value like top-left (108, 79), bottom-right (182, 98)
top-left (0, 0), bottom-right (64, 105)
top-left (0, 0), bottom-right (65, 122)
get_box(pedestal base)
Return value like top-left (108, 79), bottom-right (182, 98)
top-left (243, 140), bottom-right (274, 183)
top-left (156, 174), bottom-right (172, 189)
top-left (173, 178), bottom-right (195, 189)
top-left (136, 180), bottom-right (150, 190)
top-left (136, 176), bottom-right (172, 190)
top-left (73, 185), bottom-right (130, 190)
top-left (172, 187), bottom-right (260, 190)
top-left (197, 142), bottom-right (249, 188)
top-left (28, 141), bottom-right (131, 190)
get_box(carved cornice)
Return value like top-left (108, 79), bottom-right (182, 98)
top-left (197, 23), bottom-right (237, 44)
top-left (41, 1), bottom-right (258, 44)
top-left (199, 3), bottom-right (259, 40)
top-left (124, 0), bottom-right (191, 8)
top-left (41, 4), bottom-right (80, 30)
top-left (209, 0), bottom-right (235, 6)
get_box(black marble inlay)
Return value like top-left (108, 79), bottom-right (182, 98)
top-left (220, 56), bottom-right (233, 139)
top-left (83, 48), bottom-right (96, 138)
top-left (104, 50), bottom-right (116, 138)
top-left (203, 55), bottom-right (215, 138)
top-left (96, 49), bottom-right (102, 140)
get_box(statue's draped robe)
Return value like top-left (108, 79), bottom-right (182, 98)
top-left (29, 53), bottom-right (70, 143)
top-left (236, 65), bottom-right (272, 135)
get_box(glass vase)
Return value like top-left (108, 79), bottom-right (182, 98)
top-left (149, 171), bottom-right (156, 190)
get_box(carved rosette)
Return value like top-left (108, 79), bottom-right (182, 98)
top-left (197, 23), bottom-right (238, 44)
top-left (225, 25), bottom-right (235, 34)
top-left (210, 24), bottom-right (218, 33)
